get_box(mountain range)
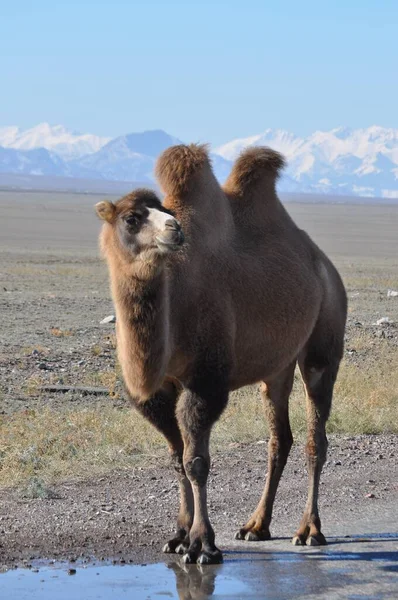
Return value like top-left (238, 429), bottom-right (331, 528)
top-left (1, 123), bottom-right (398, 198)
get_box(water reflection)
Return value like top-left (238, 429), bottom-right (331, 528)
top-left (168, 562), bottom-right (221, 600)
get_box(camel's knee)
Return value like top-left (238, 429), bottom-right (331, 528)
top-left (184, 455), bottom-right (209, 487)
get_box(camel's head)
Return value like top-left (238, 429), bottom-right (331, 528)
top-left (95, 189), bottom-right (184, 261)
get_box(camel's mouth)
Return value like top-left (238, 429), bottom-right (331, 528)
top-left (155, 229), bottom-right (185, 252)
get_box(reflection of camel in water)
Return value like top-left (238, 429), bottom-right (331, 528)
top-left (96, 144), bottom-right (347, 564)
top-left (168, 561), bottom-right (219, 600)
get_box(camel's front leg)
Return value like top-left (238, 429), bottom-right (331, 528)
top-left (176, 383), bottom-right (228, 565)
top-left (130, 381), bottom-right (194, 554)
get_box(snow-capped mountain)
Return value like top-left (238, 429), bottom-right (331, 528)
top-left (0, 146), bottom-right (69, 177)
top-left (0, 123), bottom-right (109, 160)
top-left (215, 126), bottom-right (398, 198)
top-left (0, 145), bottom-right (101, 179)
top-left (72, 129), bottom-right (232, 183)
top-left (0, 123), bottom-right (397, 198)
top-left (74, 130), bottom-right (182, 182)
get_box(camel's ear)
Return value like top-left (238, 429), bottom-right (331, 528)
top-left (95, 201), bottom-right (116, 223)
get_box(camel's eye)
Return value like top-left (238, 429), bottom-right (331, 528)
top-left (124, 213), bottom-right (142, 228)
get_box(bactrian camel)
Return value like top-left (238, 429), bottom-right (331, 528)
top-left (95, 144), bottom-right (347, 565)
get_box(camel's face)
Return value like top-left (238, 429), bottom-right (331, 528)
top-left (96, 190), bottom-right (184, 260)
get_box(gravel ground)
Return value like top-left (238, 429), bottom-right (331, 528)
top-left (1, 434), bottom-right (397, 568)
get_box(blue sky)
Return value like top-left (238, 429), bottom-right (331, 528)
top-left (1, 0), bottom-right (397, 145)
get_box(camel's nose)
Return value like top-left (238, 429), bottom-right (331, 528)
top-left (164, 218), bottom-right (181, 231)
top-left (161, 218), bottom-right (184, 246)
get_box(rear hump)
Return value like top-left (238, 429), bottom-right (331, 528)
top-left (225, 147), bottom-right (285, 197)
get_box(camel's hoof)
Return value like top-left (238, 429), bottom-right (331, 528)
top-left (175, 543), bottom-right (189, 555)
top-left (292, 535), bottom-right (306, 546)
top-left (197, 549), bottom-right (223, 565)
top-left (234, 529), bottom-right (270, 542)
top-left (307, 533), bottom-right (327, 547)
top-left (181, 552), bottom-right (196, 564)
top-left (245, 530), bottom-right (271, 542)
top-left (182, 546), bottom-right (223, 565)
top-left (163, 538), bottom-right (188, 554)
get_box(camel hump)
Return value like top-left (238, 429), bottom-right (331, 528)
top-left (225, 147), bottom-right (285, 196)
top-left (156, 143), bottom-right (211, 196)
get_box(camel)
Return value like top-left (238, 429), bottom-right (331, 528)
top-left (95, 144), bottom-right (347, 565)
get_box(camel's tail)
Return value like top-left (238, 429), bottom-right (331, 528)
top-left (156, 143), bottom-right (211, 196)
top-left (224, 147), bottom-right (285, 197)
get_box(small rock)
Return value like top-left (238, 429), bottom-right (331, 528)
top-left (334, 460), bottom-right (342, 466)
top-left (67, 568), bottom-right (76, 575)
top-left (365, 493), bottom-right (375, 499)
top-left (100, 315), bottom-right (116, 324)
top-left (375, 317), bottom-right (393, 325)
top-left (38, 362), bottom-right (52, 370)
top-left (387, 290), bottom-right (398, 297)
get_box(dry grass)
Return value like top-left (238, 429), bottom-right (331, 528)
top-left (341, 266), bottom-right (398, 293)
top-left (91, 344), bottom-right (103, 357)
top-left (22, 368), bottom-right (121, 398)
top-left (23, 374), bottom-right (45, 396)
top-left (7, 264), bottom-right (99, 278)
top-left (21, 345), bottom-right (49, 356)
top-left (50, 327), bottom-right (74, 337)
top-left (0, 406), bottom-right (164, 488)
top-left (77, 368), bottom-right (120, 396)
top-left (216, 353), bottom-right (398, 441)
top-left (1, 349), bottom-right (397, 488)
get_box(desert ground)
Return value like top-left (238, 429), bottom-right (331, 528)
top-left (0, 191), bottom-right (397, 583)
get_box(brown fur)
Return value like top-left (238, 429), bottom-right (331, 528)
top-left (156, 143), bottom-right (210, 197)
top-left (224, 146), bottom-right (285, 197)
top-left (97, 144), bottom-right (347, 564)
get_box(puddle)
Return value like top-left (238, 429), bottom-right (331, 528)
top-left (0, 562), bottom-right (249, 600)
top-left (1, 540), bottom-right (398, 600)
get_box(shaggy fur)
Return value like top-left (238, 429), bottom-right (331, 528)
top-left (156, 143), bottom-right (211, 197)
top-left (224, 147), bottom-right (285, 197)
top-left (97, 144), bottom-right (347, 565)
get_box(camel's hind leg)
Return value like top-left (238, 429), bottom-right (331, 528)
top-left (235, 363), bottom-right (295, 542)
top-left (292, 359), bottom-right (339, 547)
top-left (131, 381), bottom-right (194, 555)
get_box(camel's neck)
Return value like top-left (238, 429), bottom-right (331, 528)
top-left (109, 257), bottom-right (170, 402)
